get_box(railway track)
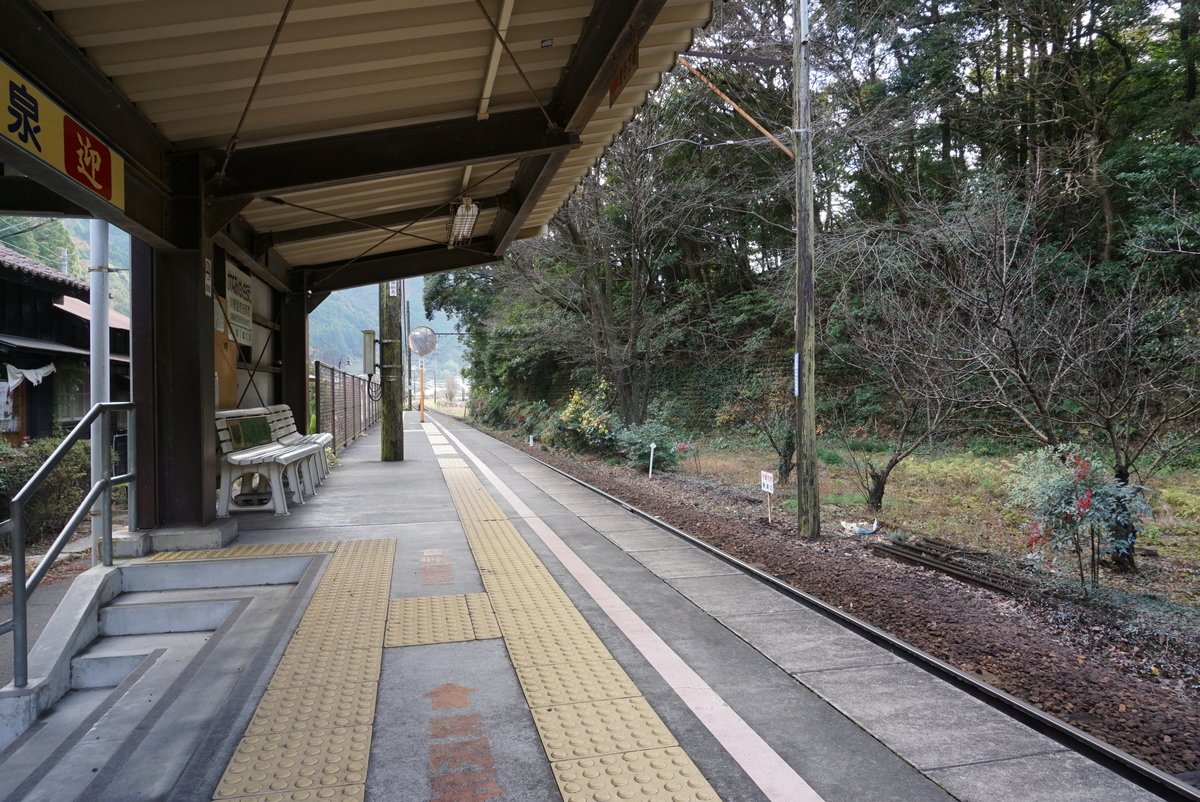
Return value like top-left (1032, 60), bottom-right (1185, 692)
top-left (873, 536), bottom-right (1038, 595)
top-left (529, 453), bottom-right (1200, 802)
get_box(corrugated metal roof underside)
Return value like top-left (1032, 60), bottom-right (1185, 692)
top-left (38, 0), bottom-right (711, 272)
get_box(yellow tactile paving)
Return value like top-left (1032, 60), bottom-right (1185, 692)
top-left (145, 541), bottom-right (340, 561)
top-left (552, 748), bottom-right (720, 802)
top-left (428, 435), bottom-right (450, 445)
top-left (247, 683), bottom-right (378, 734)
top-left (532, 698), bottom-right (678, 760)
top-left (383, 593), bottom-right (504, 646)
top-left (439, 458), bottom-right (468, 469)
top-left (211, 538), bottom-right (393, 801)
top-left (465, 592), bottom-right (503, 639)
top-left (220, 789), bottom-right (363, 802)
top-left (516, 661), bottom-right (640, 708)
top-left (437, 456), bottom-right (722, 802)
top-left (431, 444), bottom-right (457, 454)
top-left (212, 725), bottom-right (372, 799)
top-left (385, 595), bottom-right (474, 646)
top-left (269, 650), bottom-right (382, 690)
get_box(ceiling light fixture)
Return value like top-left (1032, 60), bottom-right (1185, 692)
top-left (448, 198), bottom-right (479, 247)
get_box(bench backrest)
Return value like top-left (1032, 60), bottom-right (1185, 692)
top-left (216, 413), bottom-right (274, 454)
top-left (266, 404), bottom-right (305, 439)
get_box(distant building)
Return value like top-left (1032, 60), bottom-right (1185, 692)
top-left (0, 243), bottom-right (129, 446)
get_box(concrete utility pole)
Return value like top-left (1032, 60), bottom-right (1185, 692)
top-left (379, 281), bottom-right (404, 460)
top-left (794, 0), bottom-right (820, 538)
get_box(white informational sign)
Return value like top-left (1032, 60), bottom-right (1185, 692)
top-left (225, 262), bottom-right (254, 346)
top-left (761, 470), bottom-right (775, 495)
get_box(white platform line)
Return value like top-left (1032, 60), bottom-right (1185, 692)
top-left (435, 422), bottom-right (826, 802)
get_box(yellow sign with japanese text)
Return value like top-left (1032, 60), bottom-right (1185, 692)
top-left (1, 57), bottom-right (125, 211)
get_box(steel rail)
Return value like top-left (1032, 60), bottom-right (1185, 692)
top-left (522, 450), bottom-right (1200, 802)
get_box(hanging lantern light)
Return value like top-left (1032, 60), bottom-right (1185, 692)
top-left (447, 197), bottom-right (479, 248)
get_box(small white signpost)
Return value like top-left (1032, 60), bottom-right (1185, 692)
top-left (761, 470), bottom-right (775, 523)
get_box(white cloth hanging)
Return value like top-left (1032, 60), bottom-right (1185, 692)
top-left (3, 363), bottom-right (56, 432)
top-left (5, 363), bottom-right (56, 391)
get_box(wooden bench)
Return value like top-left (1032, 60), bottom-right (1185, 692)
top-left (215, 407), bottom-right (325, 516)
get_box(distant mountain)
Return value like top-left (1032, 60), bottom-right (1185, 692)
top-left (63, 218), bottom-right (131, 316)
top-left (310, 277), bottom-right (466, 377)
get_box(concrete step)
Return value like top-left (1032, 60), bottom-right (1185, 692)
top-left (0, 553), bottom-right (323, 802)
top-left (98, 599), bottom-right (237, 636)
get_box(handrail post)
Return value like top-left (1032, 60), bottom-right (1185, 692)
top-left (11, 500), bottom-right (27, 687)
top-left (100, 410), bottom-right (113, 566)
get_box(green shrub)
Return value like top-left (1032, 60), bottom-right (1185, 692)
top-left (615, 422), bottom-right (681, 471)
top-left (507, 400), bottom-right (552, 437)
top-left (817, 447), bottom-right (844, 465)
top-left (468, 389), bottom-right (513, 428)
top-left (547, 390), bottom-right (617, 456)
top-left (0, 437), bottom-right (91, 552)
top-left (846, 438), bottom-right (889, 453)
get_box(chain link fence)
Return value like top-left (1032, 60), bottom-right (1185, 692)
top-left (311, 362), bottom-right (382, 452)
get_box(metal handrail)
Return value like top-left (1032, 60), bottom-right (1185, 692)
top-left (1, 401), bottom-right (135, 688)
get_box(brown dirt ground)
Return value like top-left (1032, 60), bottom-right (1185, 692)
top-left (489, 429), bottom-right (1200, 781)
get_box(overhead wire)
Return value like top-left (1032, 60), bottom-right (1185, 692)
top-left (281, 158), bottom-right (520, 288)
top-left (216, 0), bottom-right (296, 180)
top-left (0, 220), bottom-right (53, 240)
top-left (470, 0), bottom-right (558, 130)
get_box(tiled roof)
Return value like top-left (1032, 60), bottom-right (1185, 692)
top-left (0, 243), bottom-right (89, 297)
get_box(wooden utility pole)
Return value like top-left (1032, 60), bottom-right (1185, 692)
top-left (794, 0), bottom-right (819, 538)
top-left (380, 281), bottom-right (404, 460)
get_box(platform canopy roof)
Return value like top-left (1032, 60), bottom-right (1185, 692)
top-left (0, 0), bottom-right (710, 297)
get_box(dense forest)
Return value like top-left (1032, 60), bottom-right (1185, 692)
top-left (427, 0), bottom-right (1200, 563)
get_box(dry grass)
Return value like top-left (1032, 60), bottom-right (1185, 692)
top-left (673, 436), bottom-right (1200, 608)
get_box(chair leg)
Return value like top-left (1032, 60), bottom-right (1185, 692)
top-left (284, 462), bottom-right (304, 504)
top-left (269, 463), bottom-right (289, 515)
top-left (217, 460), bottom-right (234, 517)
top-left (303, 455), bottom-right (318, 495)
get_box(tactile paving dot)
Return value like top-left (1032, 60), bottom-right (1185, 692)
top-left (225, 787), bottom-right (364, 802)
top-left (504, 630), bottom-right (613, 669)
top-left (270, 649), bottom-right (382, 690)
top-left (532, 698), bottom-right (676, 760)
top-left (427, 435), bottom-right (450, 445)
top-left (385, 595), bottom-right (475, 646)
top-left (517, 661), bottom-right (640, 708)
top-left (465, 593), bottom-right (503, 640)
top-left (247, 683), bottom-right (378, 734)
top-left (213, 726), bottom-right (372, 798)
top-left (552, 748), bottom-right (720, 802)
top-left (431, 445), bottom-right (457, 455)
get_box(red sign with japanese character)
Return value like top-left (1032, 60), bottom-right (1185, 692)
top-left (63, 115), bottom-right (113, 201)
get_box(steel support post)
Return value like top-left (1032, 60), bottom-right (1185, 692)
top-left (282, 272), bottom-right (310, 434)
top-left (89, 219), bottom-right (110, 565)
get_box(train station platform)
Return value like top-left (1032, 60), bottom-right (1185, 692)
top-left (0, 412), bottom-right (1179, 802)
